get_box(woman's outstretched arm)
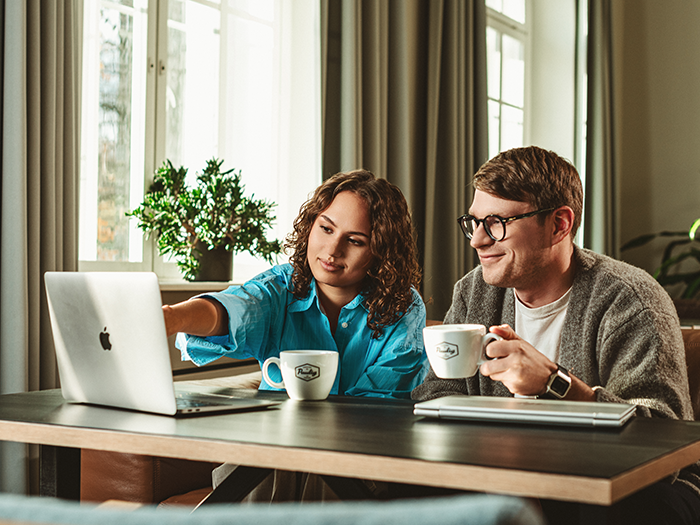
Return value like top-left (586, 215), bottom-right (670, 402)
top-left (162, 298), bottom-right (229, 338)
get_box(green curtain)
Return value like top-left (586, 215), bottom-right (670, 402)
top-left (584, 0), bottom-right (619, 258)
top-left (0, 0), bottom-right (81, 493)
top-left (321, 0), bottom-right (488, 320)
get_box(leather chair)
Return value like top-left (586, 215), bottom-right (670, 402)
top-left (682, 327), bottom-right (700, 419)
top-left (80, 451), bottom-right (218, 507)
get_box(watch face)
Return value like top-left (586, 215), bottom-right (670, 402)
top-left (550, 375), bottom-right (570, 397)
top-left (541, 366), bottom-right (571, 399)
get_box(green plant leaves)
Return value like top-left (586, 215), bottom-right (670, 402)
top-left (690, 218), bottom-right (700, 241)
top-left (126, 158), bottom-right (282, 281)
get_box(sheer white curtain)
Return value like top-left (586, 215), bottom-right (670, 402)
top-left (1, 0), bottom-right (81, 494)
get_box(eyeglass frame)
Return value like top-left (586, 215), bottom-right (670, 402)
top-left (457, 207), bottom-right (556, 242)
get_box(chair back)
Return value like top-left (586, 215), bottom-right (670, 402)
top-left (683, 327), bottom-right (700, 420)
top-left (0, 492), bottom-right (546, 525)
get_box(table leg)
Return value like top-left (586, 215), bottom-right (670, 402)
top-left (39, 445), bottom-right (80, 500)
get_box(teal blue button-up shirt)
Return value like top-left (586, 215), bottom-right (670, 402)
top-left (177, 264), bottom-right (428, 399)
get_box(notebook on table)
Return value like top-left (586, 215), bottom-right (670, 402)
top-left (44, 271), bottom-right (279, 416)
top-left (414, 395), bottom-right (636, 428)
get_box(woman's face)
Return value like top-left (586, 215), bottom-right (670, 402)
top-left (307, 191), bottom-right (374, 299)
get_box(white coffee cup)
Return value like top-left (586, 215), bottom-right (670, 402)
top-left (423, 324), bottom-right (502, 379)
top-left (262, 350), bottom-right (339, 400)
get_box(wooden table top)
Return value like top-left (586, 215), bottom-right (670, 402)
top-left (1, 386), bottom-right (700, 505)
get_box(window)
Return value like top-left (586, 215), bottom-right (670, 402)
top-left (486, 0), bottom-right (528, 159)
top-left (79, 0), bottom-right (322, 282)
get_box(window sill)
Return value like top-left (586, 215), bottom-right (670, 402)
top-left (158, 280), bottom-right (240, 292)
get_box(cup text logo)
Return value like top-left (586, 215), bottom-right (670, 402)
top-left (434, 342), bottom-right (458, 359)
top-left (295, 363), bottom-right (321, 382)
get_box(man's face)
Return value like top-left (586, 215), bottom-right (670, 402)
top-left (468, 190), bottom-right (553, 292)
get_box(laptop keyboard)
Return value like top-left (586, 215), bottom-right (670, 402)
top-left (175, 392), bottom-right (237, 408)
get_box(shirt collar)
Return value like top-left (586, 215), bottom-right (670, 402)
top-left (288, 278), bottom-right (368, 313)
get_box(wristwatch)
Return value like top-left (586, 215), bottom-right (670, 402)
top-left (539, 364), bottom-right (571, 400)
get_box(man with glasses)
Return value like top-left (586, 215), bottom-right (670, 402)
top-left (413, 146), bottom-right (700, 524)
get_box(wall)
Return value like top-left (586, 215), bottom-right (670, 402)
top-left (616, 0), bottom-right (700, 286)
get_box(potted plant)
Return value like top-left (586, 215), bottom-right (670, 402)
top-left (127, 158), bottom-right (282, 281)
top-left (621, 218), bottom-right (700, 299)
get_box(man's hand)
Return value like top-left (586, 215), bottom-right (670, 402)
top-left (479, 324), bottom-right (596, 401)
top-left (478, 324), bottom-right (557, 396)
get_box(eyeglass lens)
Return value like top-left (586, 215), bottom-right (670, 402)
top-left (464, 216), bottom-right (505, 241)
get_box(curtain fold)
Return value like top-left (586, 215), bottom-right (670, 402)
top-left (322, 0), bottom-right (488, 320)
top-left (1, 0), bottom-right (81, 493)
top-left (584, 0), bottom-right (619, 257)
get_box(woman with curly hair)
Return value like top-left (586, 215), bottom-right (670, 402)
top-left (163, 169), bottom-right (427, 399)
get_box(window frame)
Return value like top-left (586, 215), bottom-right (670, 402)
top-left (79, 0), bottom-right (155, 275)
top-left (485, 2), bottom-right (532, 157)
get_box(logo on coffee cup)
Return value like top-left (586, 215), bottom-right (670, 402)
top-left (434, 342), bottom-right (459, 359)
top-left (295, 363), bottom-right (320, 381)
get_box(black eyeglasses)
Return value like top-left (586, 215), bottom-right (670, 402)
top-left (457, 208), bottom-right (555, 242)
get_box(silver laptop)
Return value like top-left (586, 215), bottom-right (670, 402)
top-left (44, 271), bottom-right (279, 416)
top-left (414, 395), bottom-right (636, 428)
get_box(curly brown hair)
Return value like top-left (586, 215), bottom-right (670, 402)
top-left (284, 169), bottom-right (422, 338)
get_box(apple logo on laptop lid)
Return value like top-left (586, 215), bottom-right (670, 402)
top-left (99, 327), bottom-right (112, 351)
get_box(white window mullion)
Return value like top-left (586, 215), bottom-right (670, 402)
top-left (128, 0), bottom-right (150, 264)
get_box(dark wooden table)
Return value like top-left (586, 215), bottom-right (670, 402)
top-left (1, 385), bottom-right (700, 508)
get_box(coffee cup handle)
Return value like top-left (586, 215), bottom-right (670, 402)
top-left (479, 332), bottom-right (503, 364)
top-left (262, 357), bottom-right (285, 389)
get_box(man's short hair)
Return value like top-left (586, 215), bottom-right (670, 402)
top-left (473, 146), bottom-right (583, 236)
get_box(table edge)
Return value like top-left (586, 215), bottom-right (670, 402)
top-left (0, 420), bottom-right (619, 504)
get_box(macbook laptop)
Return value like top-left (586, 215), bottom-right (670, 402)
top-left (44, 271), bottom-right (279, 416)
top-left (414, 395), bottom-right (636, 428)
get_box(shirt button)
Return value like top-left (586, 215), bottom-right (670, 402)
top-left (341, 322), bottom-right (348, 328)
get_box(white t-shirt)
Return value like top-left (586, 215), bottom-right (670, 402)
top-left (514, 288), bottom-right (572, 364)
